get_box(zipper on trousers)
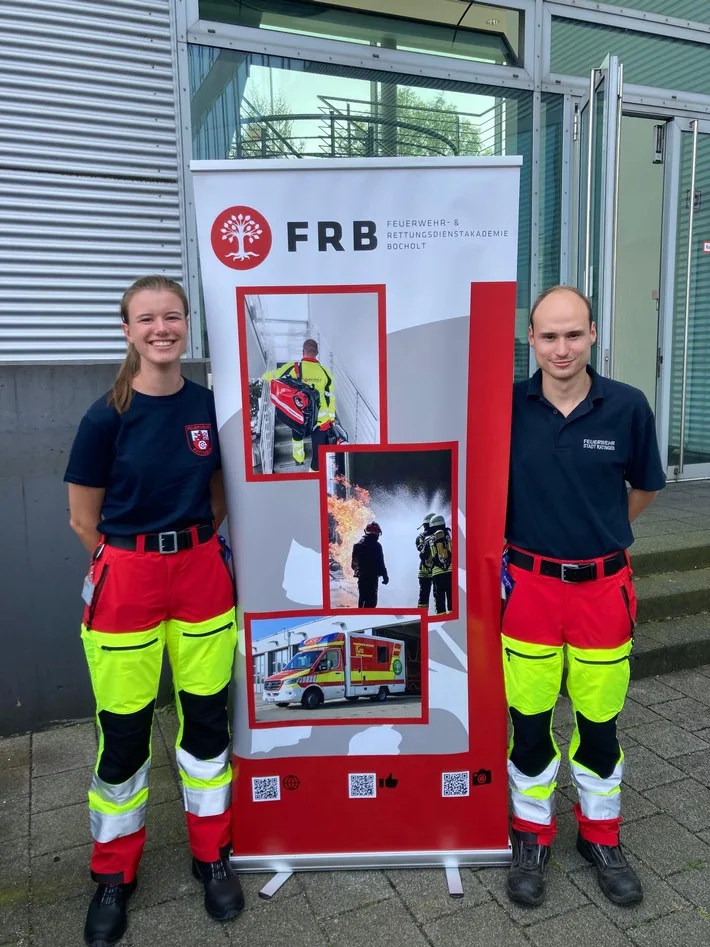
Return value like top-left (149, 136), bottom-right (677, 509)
top-left (86, 565), bottom-right (110, 632)
top-left (100, 637), bottom-right (159, 652)
top-left (505, 648), bottom-right (557, 662)
top-left (183, 621), bottom-right (234, 639)
top-left (620, 585), bottom-right (635, 636)
top-left (573, 655), bottom-right (629, 666)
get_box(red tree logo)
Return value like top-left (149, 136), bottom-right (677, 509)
top-left (210, 206), bottom-right (273, 270)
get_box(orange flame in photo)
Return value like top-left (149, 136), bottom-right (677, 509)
top-left (328, 475), bottom-right (376, 599)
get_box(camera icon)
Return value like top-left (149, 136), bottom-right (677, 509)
top-left (471, 768), bottom-right (492, 786)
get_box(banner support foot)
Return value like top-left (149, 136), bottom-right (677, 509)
top-left (258, 870), bottom-right (294, 900)
top-left (445, 866), bottom-right (464, 899)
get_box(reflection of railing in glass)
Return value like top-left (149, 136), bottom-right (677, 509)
top-left (231, 91), bottom-right (500, 160)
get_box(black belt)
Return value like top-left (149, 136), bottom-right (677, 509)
top-left (507, 547), bottom-right (627, 583)
top-left (105, 524), bottom-right (214, 554)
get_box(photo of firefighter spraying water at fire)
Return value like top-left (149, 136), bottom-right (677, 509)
top-left (326, 446), bottom-right (455, 615)
top-left (241, 290), bottom-right (382, 476)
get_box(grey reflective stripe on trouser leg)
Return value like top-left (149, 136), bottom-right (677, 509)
top-left (90, 759), bottom-right (150, 808)
top-left (507, 756), bottom-right (560, 825)
top-left (177, 745), bottom-right (231, 817)
top-left (571, 759), bottom-right (623, 821)
top-left (90, 803), bottom-right (148, 844)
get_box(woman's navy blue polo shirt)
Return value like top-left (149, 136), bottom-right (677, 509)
top-left (64, 378), bottom-right (221, 536)
top-left (505, 366), bottom-right (666, 560)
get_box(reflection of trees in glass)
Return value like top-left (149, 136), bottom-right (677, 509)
top-left (236, 86), bottom-right (491, 158)
top-left (389, 88), bottom-right (490, 157)
top-left (233, 92), bottom-right (302, 158)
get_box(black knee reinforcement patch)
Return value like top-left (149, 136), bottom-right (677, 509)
top-left (572, 711), bottom-right (620, 779)
top-left (509, 707), bottom-right (556, 777)
top-left (178, 685), bottom-right (229, 760)
top-left (97, 700), bottom-right (155, 784)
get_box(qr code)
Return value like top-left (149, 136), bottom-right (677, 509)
top-left (348, 773), bottom-right (377, 799)
top-left (442, 771), bottom-right (470, 798)
top-left (252, 776), bottom-right (280, 802)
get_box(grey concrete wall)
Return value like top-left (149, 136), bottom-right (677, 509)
top-left (0, 361), bottom-right (209, 737)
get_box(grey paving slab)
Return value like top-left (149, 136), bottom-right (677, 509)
top-left (617, 699), bottom-right (664, 730)
top-left (673, 747), bottom-right (710, 788)
top-left (425, 900), bottom-right (531, 947)
top-left (326, 895), bottom-right (429, 947)
top-left (619, 784), bottom-right (660, 824)
top-left (0, 796), bottom-right (29, 843)
top-left (666, 864), bottom-right (710, 913)
top-left (570, 850), bottom-right (689, 931)
top-left (628, 909), bottom-right (710, 946)
top-left (31, 802), bottom-right (88, 857)
top-left (223, 890), bottom-right (327, 947)
top-left (643, 778), bottom-right (710, 833)
top-left (127, 893), bottom-right (232, 947)
top-left (129, 842), bottom-right (199, 912)
top-left (652, 695), bottom-right (710, 731)
top-left (478, 860), bottom-right (589, 926)
top-left (29, 893), bottom-right (88, 947)
top-left (31, 843), bottom-right (93, 907)
top-left (0, 834), bottom-right (29, 890)
top-left (622, 814), bottom-right (710, 876)
top-left (661, 670), bottom-right (710, 706)
top-left (31, 723), bottom-right (97, 778)
top-left (386, 866), bottom-right (490, 924)
top-left (526, 904), bottom-right (629, 947)
top-left (234, 871), bottom-right (304, 910)
top-left (143, 799), bottom-right (187, 853)
top-left (627, 677), bottom-right (684, 706)
top-left (0, 763), bottom-right (29, 804)
top-left (31, 766), bottom-right (91, 814)
top-left (0, 900), bottom-right (29, 947)
top-left (624, 720), bottom-right (709, 758)
top-left (0, 735), bottom-right (30, 771)
top-left (298, 869), bottom-right (394, 918)
top-left (620, 745), bottom-right (686, 792)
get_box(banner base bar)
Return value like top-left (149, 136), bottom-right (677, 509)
top-left (445, 866), bottom-right (464, 898)
top-left (230, 847), bottom-right (512, 872)
top-left (258, 871), bottom-right (294, 899)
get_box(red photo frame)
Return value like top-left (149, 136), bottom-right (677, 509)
top-left (236, 284), bottom-right (388, 482)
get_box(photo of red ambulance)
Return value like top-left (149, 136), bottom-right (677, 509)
top-left (263, 629), bottom-right (406, 710)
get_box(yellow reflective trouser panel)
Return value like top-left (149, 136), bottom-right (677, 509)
top-left (82, 625), bottom-right (165, 847)
top-left (567, 640), bottom-right (632, 822)
top-left (292, 438), bottom-right (305, 463)
top-left (502, 635), bottom-right (564, 826)
top-left (166, 608), bottom-right (237, 820)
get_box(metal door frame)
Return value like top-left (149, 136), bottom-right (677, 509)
top-left (658, 117), bottom-right (710, 481)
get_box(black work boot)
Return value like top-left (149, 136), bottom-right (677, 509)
top-left (192, 853), bottom-right (245, 920)
top-left (84, 879), bottom-right (136, 947)
top-left (576, 833), bottom-right (643, 905)
top-left (506, 829), bottom-right (550, 907)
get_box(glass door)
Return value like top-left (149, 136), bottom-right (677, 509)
top-left (575, 56), bottom-right (624, 376)
top-left (660, 119), bottom-right (710, 480)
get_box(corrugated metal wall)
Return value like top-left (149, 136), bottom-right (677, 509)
top-left (0, 0), bottom-right (183, 361)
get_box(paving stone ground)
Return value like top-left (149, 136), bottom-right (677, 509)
top-left (3, 665), bottom-right (710, 946)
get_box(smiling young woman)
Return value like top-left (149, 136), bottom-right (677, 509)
top-left (64, 276), bottom-right (243, 947)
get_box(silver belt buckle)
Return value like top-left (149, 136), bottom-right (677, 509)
top-left (158, 531), bottom-right (178, 554)
top-left (560, 563), bottom-right (582, 583)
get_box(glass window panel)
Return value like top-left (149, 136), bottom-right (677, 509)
top-left (189, 44), bottom-right (533, 378)
top-left (551, 17), bottom-right (710, 96)
top-left (199, 0), bottom-right (522, 66)
top-left (539, 93), bottom-right (563, 293)
top-left (600, 0), bottom-right (709, 23)
top-left (668, 131), bottom-right (710, 467)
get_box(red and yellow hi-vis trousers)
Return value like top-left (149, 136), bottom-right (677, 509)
top-left (81, 533), bottom-right (237, 883)
top-left (501, 550), bottom-right (637, 847)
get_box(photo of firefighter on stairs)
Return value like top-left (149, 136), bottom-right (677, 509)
top-left (325, 445), bottom-right (456, 617)
top-left (240, 288), bottom-right (383, 479)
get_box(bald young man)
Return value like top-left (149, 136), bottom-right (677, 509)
top-left (502, 286), bottom-right (665, 908)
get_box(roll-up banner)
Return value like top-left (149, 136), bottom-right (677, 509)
top-left (191, 156), bottom-right (521, 871)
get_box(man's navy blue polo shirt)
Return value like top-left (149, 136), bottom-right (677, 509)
top-left (505, 366), bottom-right (666, 560)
